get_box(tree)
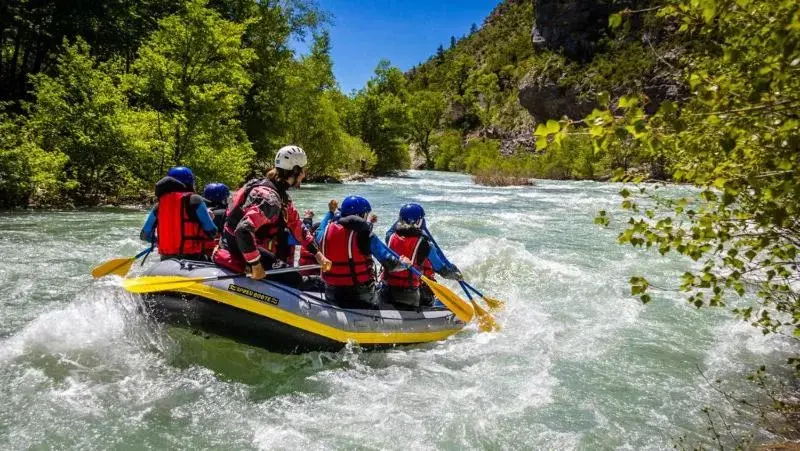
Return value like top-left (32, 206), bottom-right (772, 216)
top-left (25, 39), bottom-right (134, 203)
top-left (436, 44), bottom-right (445, 63)
top-left (470, 23), bottom-right (478, 35)
top-left (347, 60), bottom-right (410, 174)
top-left (281, 32), bottom-right (372, 177)
top-left (471, 71), bottom-right (500, 126)
top-left (537, 0), bottom-right (800, 366)
top-left (450, 35), bottom-right (456, 49)
top-left (132, 0), bottom-right (255, 186)
top-left (447, 54), bottom-right (476, 97)
top-left (407, 91), bottom-right (445, 168)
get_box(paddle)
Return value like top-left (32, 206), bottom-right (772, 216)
top-left (121, 264), bottom-right (321, 294)
top-left (91, 247), bottom-right (154, 279)
top-left (459, 281), bottom-right (499, 332)
top-left (461, 281), bottom-right (505, 312)
top-left (420, 222), bottom-right (504, 312)
top-left (378, 242), bottom-right (474, 323)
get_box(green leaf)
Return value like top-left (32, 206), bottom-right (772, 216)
top-left (609, 13), bottom-right (622, 29)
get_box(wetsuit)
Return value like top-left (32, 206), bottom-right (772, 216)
top-left (214, 180), bottom-right (319, 289)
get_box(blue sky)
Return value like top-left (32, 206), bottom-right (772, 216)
top-left (293, 0), bottom-right (501, 94)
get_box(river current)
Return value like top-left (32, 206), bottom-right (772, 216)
top-left (0, 170), bottom-right (793, 449)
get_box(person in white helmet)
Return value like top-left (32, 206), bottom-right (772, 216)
top-left (213, 145), bottom-right (332, 287)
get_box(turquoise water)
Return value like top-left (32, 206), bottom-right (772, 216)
top-left (0, 170), bottom-right (792, 449)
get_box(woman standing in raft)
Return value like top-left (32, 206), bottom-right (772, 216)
top-left (213, 146), bottom-right (332, 287)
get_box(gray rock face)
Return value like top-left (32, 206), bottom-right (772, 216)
top-left (531, 0), bottom-right (649, 60)
top-left (518, 72), bottom-right (598, 121)
top-left (519, 0), bottom-right (682, 122)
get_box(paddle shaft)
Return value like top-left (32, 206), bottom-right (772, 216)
top-left (421, 223), bottom-right (455, 268)
top-left (192, 264), bottom-right (322, 284)
top-left (134, 247), bottom-right (153, 259)
top-left (462, 281), bottom-right (484, 298)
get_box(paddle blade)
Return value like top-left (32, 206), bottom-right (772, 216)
top-left (121, 276), bottom-right (202, 294)
top-left (421, 276), bottom-right (474, 323)
top-left (470, 300), bottom-right (499, 332)
top-left (91, 257), bottom-right (135, 278)
top-left (482, 295), bottom-right (505, 312)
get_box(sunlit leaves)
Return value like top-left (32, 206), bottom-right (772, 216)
top-left (590, 0), bottom-right (800, 346)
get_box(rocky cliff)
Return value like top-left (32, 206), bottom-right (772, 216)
top-left (518, 0), bottom-right (683, 122)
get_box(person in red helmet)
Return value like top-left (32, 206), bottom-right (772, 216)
top-left (213, 146), bottom-right (332, 287)
top-left (140, 166), bottom-right (218, 261)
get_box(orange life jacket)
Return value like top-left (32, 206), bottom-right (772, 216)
top-left (385, 233), bottom-right (433, 288)
top-left (156, 192), bottom-right (211, 257)
top-left (320, 222), bottom-right (374, 287)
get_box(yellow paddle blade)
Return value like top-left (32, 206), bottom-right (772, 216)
top-left (421, 276), bottom-right (474, 323)
top-left (470, 299), bottom-right (499, 332)
top-left (91, 257), bottom-right (135, 279)
top-left (482, 295), bottom-right (505, 312)
top-left (121, 275), bottom-right (209, 294)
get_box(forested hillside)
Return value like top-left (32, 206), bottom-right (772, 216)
top-left (398, 0), bottom-right (683, 183)
top-left (0, 0), bottom-right (387, 207)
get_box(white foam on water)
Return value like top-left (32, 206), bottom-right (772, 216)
top-left (0, 285), bottom-right (133, 363)
top-left (412, 194), bottom-right (510, 204)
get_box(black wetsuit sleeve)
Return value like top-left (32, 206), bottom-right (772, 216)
top-left (357, 230), bottom-right (372, 256)
top-left (416, 238), bottom-right (431, 266)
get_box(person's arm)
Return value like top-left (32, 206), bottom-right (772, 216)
top-left (424, 230), bottom-right (461, 275)
top-left (369, 233), bottom-right (408, 272)
top-left (140, 207), bottom-right (157, 242)
top-left (284, 202), bottom-right (319, 255)
top-left (187, 194), bottom-right (218, 237)
top-left (426, 242), bottom-right (462, 280)
top-left (315, 211), bottom-right (333, 243)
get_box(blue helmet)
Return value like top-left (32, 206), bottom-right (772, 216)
top-left (340, 195), bottom-right (371, 217)
top-left (399, 203), bottom-right (425, 224)
top-left (167, 166), bottom-right (194, 188)
top-left (203, 182), bottom-right (230, 204)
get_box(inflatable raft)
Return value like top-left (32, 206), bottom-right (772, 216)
top-left (129, 259), bottom-right (466, 353)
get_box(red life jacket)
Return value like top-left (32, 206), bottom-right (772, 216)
top-left (320, 222), bottom-right (374, 287)
top-left (156, 192), bottom-right (210, 257)
top-left (385, 233), bottom-right (433, 288)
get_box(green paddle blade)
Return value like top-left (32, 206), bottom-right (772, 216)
top-left (91, 257), bottom-right (135, 279)
top-left (121, 275), bottom-right (210, 294)
top-left (421, 276), bottom-right (474, 323)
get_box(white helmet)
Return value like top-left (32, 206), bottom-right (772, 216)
top-left (275, 145), bottom-right (307, 170)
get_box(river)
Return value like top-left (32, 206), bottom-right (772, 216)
top-left (0, 170), bottom-right (792, 449)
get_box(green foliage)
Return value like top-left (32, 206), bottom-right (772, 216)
top-left (432, 131), bottom-right (465, 171)
top-left (281, 32), bottom-right (374, 178)
top-left (579, 0), bottom-right (800, 348)
top-left (131, 0), bottom-right (255, 187)
top-left (25, 39), bottom-right (136, 203)
top-left (0, 110), bottom-right (67, 207)
top-left (0, 0), bottom-right (375, 207)
top-left (407, 90), bottom-right (446, 168)
top-left (347, 60), bottom-right (411, 174)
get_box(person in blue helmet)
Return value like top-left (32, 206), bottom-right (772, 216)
top-left (316, 196), bottom-right (411, 308)
top-left (382, 203), bottom-right (462, 308)
top-left (140, 166), bottom-right (218, 261)
top-left (203, 182), bottom-right (230, 231)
